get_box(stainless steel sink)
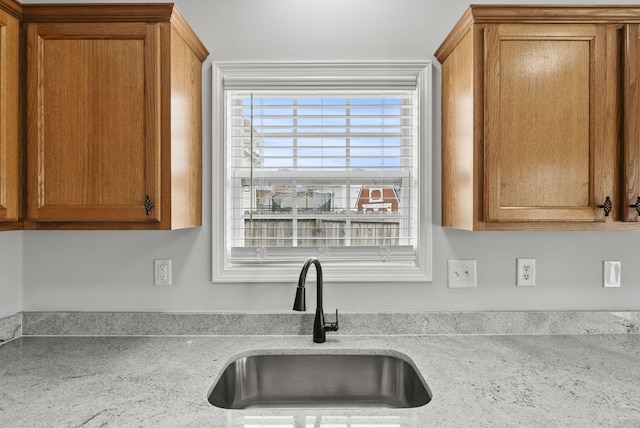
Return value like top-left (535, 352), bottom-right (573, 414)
top-left (208, 353), bottom-right (432, 409)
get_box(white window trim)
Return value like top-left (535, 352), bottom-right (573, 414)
top-left (212, 61), bottom-right (432, 283)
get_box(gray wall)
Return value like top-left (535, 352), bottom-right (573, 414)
top-left (0, 232), bottom-right (22, 318)
top-left (17, 0), bottom-right (640, 312)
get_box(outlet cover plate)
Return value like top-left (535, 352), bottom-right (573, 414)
top-left (516, 258), bottom-right (536, 287)
top-left (447, 259), bottom-right (477, 288)
top-left (154, 259), bottom-right (172, 286)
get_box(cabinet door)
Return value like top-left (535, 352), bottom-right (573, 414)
top-left (0, 9), bottom-right (20, 223)
top-left (484, 24), bottom-right (615, 223)
top-left (624, 24), bottom-right (640, 222)
top-left (26, 23), bottom-right (161, 223)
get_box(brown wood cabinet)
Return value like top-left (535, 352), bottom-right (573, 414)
top-left (435, 5), bottom-right (640, 231)
top-left (23, 4), bottom-right (208, 229)
top-left (0, 0), bottom-right (21, 231)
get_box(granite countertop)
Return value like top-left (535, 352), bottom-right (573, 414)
top-left (1, 334), bottom-right (640, 427)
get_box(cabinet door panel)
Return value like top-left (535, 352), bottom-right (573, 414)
top-left (27, 23), bottom-right (161, 222)
top-left (624, 24), bottom-right (640, 221)
top-left (0, 9), bottom-right (20, 223)
top-left (485, 24), bottom-right (613, 223)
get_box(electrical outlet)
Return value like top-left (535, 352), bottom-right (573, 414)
top-left (154, 259), bottom-right (172, 286)
top-left (447, 260), bottom-right (477, 288)
top-left (603, 261), bottom-right (621, 288)
top-left (516, 258), bottom-right (535, 287)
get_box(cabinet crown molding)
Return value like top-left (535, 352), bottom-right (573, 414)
top-left (0, 0), bottom-right (21, 20)
top-left (436, 5), bottom-right (640, 61)
top-left (23, 3), bottom-right (175, 23)
top-left (22, 3), bottom-right (208, 61)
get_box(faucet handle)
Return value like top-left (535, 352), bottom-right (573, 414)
top-left (324, 309), bottom-right (339, 332)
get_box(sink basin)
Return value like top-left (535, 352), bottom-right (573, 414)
top-left (208, 352), bottom-right (432, 409)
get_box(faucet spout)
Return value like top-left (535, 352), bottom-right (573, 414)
top-left (293, 257), bottom-right (339, 343)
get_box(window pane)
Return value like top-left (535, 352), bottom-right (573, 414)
top-left (227, 90), bottom-right (417, 250)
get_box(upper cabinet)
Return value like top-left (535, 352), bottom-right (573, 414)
top-left (435, 5), bottom-right (640, 231)
top-left (0, 0), bottom-right (21, 231)
top-left (23, 4), bottom-right (208, 229)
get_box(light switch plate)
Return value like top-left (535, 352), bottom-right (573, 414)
top-left (603, 261), bottom-right (621, 288)
top-left (447, 260), bottom-right (477, 288)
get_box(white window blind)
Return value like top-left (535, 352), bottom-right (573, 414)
top-left (227, 91), bottom-right (417, 265)
top-left (212, 62), bottom-right (432, 283)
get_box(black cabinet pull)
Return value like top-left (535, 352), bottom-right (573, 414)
top-left (598, 196), bottom-right (612, 217)
top-left (144, 195), bottom-right (154, 215)
top-left (630, 197), bottom-right (640, 217)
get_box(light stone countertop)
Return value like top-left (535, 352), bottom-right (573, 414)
top-left (1, 334), bottom-right (640, 427)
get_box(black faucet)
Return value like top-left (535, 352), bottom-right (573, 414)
top-left (293, 257), bottom-right (339, 343)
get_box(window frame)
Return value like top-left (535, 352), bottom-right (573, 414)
top-left (212, 61), bottom-right (432, 283)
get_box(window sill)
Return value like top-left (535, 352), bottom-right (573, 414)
top-left (212, 261), bottom-right (431, 283)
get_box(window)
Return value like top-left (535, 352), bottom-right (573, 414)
top-left (212, 62), bottom-right (432, 283)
